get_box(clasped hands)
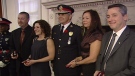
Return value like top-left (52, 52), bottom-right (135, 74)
top-left (11, 51), bottom-right (18, 59)
top-left (22, 59), bottom-right (36, 66)
top-left (66, 57), bottom-right (82, 68)
top-left (94, 71), bottom-right (105, 76)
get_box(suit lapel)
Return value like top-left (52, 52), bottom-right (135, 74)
top-left (58, 24), bottom-right (62, 38)
top-left (108, 27), bottom-right (130, 60)
top-left (17, 29), bottom-right (21, 46)
top-left (22, 25), bottom-right (32, 44)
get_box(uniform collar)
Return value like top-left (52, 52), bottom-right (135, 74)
top-left (61, 22), bottom-right (71, 30)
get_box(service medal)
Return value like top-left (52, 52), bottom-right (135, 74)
top-left (69, 32), bottom-right (73, 36)
top-left (5, 38), bottom-right (9, 41)
top-left (67, 37), bottom-right (71, 44)
top-left (68, 41), bottom-right (71, 44)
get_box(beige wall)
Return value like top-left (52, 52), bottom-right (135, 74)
top-left (42, 0), bottom-right (135, 27)
top-left (5, 0), bottom-right (104, 32)
top-left (4, 0), bottom-right (135, 32)
top-left (5, 0), bottom-right (18, 32)
top-left (5, 0), bottom-right (54, 32)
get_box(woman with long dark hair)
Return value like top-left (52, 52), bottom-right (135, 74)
top-left (67, 9), bottom-right (104, 76)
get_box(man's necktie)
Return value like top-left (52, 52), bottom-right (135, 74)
top-left (60, 26), bottom-right (64, 35)
top-left (102, 33), bottom-right (117, 71)
top-left (20, 29), bottom-right (25, 44)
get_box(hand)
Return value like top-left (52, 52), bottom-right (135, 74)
top-left (94, 71), bottom-right (101, 76)
top-left (0, 61), bottom-right (6, 68)
top-left (66, 60), bottom-right (76, 68)
top-left (97, 72), bottom-right (105, 76)
top-left (74, 57), bottom-right (82, 62)
top-left (66, 57), bottom-right (82, 68)
top-left (11, 51), bottom-right (18, 59)
top-left (22, 59), bottom-right (30, 66)
top-left (22, 59), bottom-right (36, 66)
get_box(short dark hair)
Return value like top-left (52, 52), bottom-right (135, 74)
top-left (33, 20), bottom-right (51, 37)
top-left (19, 12), bottom-right (30, 19)
top-left (82, 9), bottom-right (103, 34)
top-left (108, 4), bottom-right (127, 16)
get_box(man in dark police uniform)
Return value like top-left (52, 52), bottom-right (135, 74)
top-left (0, 18), bottom-right (11, 76)
top-left (52, 4), bottom-right (82, 76)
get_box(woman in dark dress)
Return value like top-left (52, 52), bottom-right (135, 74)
top-left (23, 20), bottom-right (55, 76)
top-left (67, 10), bottom-right (104, 76)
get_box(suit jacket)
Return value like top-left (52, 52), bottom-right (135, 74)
top-left (96, 27), bottom-right (135, 76)
top-left (9, 25), bottom-right (34, 72)
top-left (52, 22), bottom-right (82, 76)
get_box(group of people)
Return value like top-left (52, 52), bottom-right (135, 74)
top-left (0, 3), bottom-right (135, 76)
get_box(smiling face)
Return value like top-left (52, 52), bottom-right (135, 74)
top-left (58, 13), bottom-right (72, 25)
top-left (107, 7), bottom-right (128, 32)
top-left (82, 12), bottom-right (91, 29)
top-left (34, 23), bottom-right (43, 36)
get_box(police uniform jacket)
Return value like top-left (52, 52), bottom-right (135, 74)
top-left (0, 31), bottom-right (11, 64)
top-left (52, 22), bottom-right (82, 75)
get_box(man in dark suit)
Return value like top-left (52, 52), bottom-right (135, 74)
top-left (94, 4), bottom-right (135, 76)
top-left (52, 4), bottom-right (82, 76)
top-left (0, 18), bottom-right (11, 76)
top-left (10, 12), bottom-right (34, 76)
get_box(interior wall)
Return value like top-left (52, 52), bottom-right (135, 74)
top-left (4, 0), bottom-right (54, 32)
top-left (41, 0), bottom-right (56, 28)
top-left (5, 0), bottom-right (18, 32)
top-left (4, 0), bottom-right (135, 31)
top-left (42, 0), bottom-right (135, 27)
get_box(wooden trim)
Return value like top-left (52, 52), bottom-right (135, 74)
top-left (0, 0), bottom-right (2, 17)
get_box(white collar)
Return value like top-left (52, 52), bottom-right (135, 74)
top-left (113, 26), bottom-right (127, 37)
top-left (61, 22), bottom-right (71, 31)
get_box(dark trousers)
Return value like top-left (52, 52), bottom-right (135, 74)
top-left (17, 63), bottom-right (30, 76)
top-left (9, 60), bottom-right (17, 76)
top-left (0, 66), bottom-right (9, 76)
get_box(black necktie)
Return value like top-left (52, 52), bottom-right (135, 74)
top-left (60, 26), bottom-right (64, 35)
top-left (102, 33), bottom-right (117, 70)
